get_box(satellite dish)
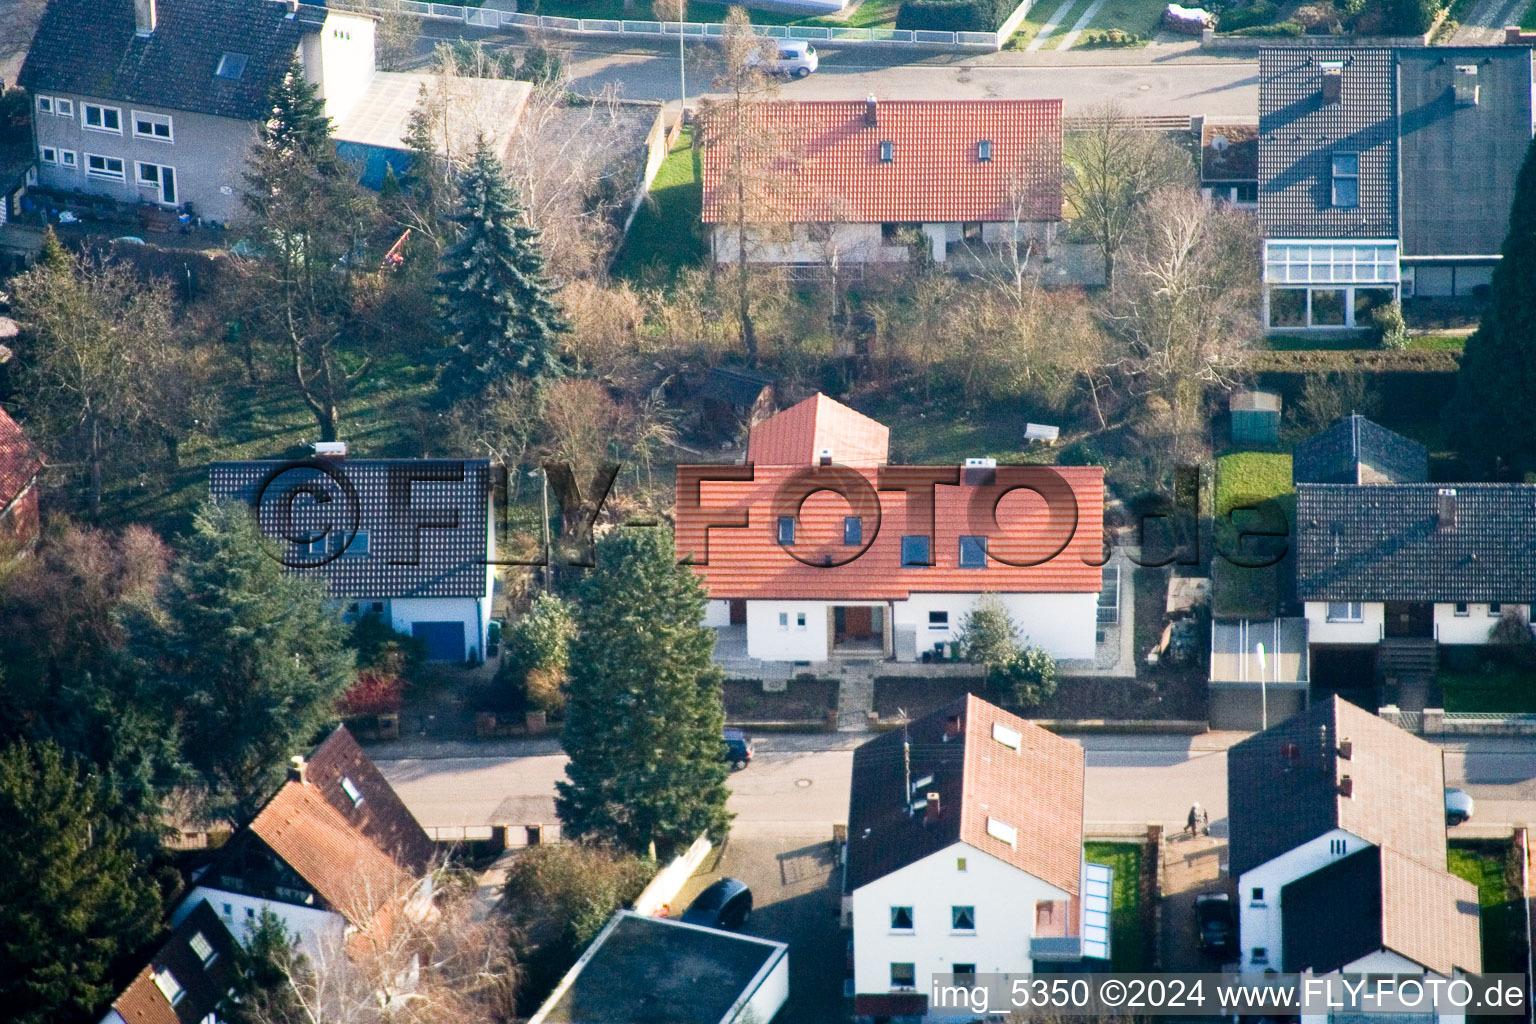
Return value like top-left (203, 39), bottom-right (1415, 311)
top-left (1212, 134), bottom-right (1230, 152)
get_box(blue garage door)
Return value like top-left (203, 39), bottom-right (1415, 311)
top-left (412, 621), bottom-right (466, 662)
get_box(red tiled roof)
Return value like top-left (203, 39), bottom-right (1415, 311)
top-left (305, 726), bottom-right (436, 876)
top-left (249, 781), bottom-right (415, 932)
top-left (847, 694), bottom-right (1085, 894)
top-left (746, 393), bottom-right (889, 467)
top-left (110, 967), bottom-right (178, 1024)
top-left (677, 462), bottom-right (1104, 600)
top-left (699, 98), bottom-right (1064, 225)
top-left (0, 406), bottom-right (43, 510)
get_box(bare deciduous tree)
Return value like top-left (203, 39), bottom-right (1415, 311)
top-left (1063, 100), bottom-right (1197, 289)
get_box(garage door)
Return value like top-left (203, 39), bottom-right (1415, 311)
top-left (412, 621), bottom-right (466, 662)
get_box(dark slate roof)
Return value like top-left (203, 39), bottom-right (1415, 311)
top-left (534, 912), bottom-right (787, 1024)
top-left (18, 0), bottom-right (307, 121)
top-left (1292, 415), bottom-right (1428, 485)
top-left (305, 725), bottom-right (435, 875)
top-left (1281, 845), bottom-right (1481, 975)
top-left (109, 900), bottom-right (242, 1024)
top-left (846, 694), bottom-right (1085, 893)
top-left (209, 458), bottom-right (493, 600)
top-left (1258, 48), bottom-right (1397, 240)
top-left (1227, 696), bottom-right (1446, 877)
top-left (1398, 48), bottom-right (1534, 258)
top-left (1296, 483), bottom-right (1536, 603)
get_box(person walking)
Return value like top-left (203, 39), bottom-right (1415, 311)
top-left (1187, 803), bottom-right (1201, 838)
top-left (1199, 806), bottom-right (1210, 837)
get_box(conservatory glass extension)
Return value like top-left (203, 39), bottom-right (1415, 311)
top-left (1263, 240), bottom-right (1399, 330)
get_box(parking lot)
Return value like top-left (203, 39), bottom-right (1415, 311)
top-left (673, 825), bottom-right (847, 1024)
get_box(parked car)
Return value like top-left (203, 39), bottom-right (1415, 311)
top-left (723, 728), bottom-right (754, 771)
top-left (1445, 788), bottom-right (1475, 826)
top-left (1194, 893), bottom-right (1237, 961)
top-left (746, 39), bottom-right (818, 78)
top-left (680, 878), bottom-right (753, 930)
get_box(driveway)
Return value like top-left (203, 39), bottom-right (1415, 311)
top-left (1157, 833), bottom-right (1233, 972)
top-left (672, 827), bottom-right (847, 1024)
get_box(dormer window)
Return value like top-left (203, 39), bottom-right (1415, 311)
top-left (977, 139), bottom-right (992, 162)
top-left (1320, 60), bottom-right (1343, 104)
top-left (879, 141), bottom-right (894, 163)
top-left (216, 52), bottom-right (249, 80)
top-left (1331, 153), bottom-right (1359, 208)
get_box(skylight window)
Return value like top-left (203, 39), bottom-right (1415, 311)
top-left (340, 776), bottom-right (364, 807)
top-left (878, 140), bottom-right (894, 163)
top-left (992, 722), bottom-right (1022, 750)
top-left (188, 931), bottom-right (216, 966)
top-left (987, 816), bottom-right (1017, 846)
top-left (216, 52), bottom-right (249, 80)
top-left (977, 139), bottom-right (992, 162)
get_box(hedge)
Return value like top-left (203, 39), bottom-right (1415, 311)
top-left (896, 0), bottom-right (1014, 32)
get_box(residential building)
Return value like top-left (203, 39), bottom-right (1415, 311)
top-left (846, 695), bottom-right (1107, 1021)
top-left (700, 97), bottom-right (1062, 265)
top-left (304, 724), bottom-right (436, 875)
top-left (1296, 483), bottom-right (1536, 693)
top-left (172, 762), bottom-right (420, 956)
top-left (526, 910), bottom-right (789, 1024)
top-left (1227, 696), bottom-right (1480, 1013)
top-left (1292, 414), bottom-right (1429, 485)
top-left (0, 405), bottom-right (44, 552)
top-left (1258, 46), bottom-right (1534, 329)
top-left (675, 394), bottom-right (1106, 664)
top-left (19, 0), bottom-right (378, 224)
top-left (1200, 120), bottom-right (1258, 208)
top-left (209, 448), bottom-right (496, 661)
top-left (99, 900), bottom-right (242, 1024)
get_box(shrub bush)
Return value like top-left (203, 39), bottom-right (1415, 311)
top-left (1373, 301), bottom-right (1409, 350)
top-left (897, 0), bottom-right (1013, 32)
top-left (349, 611), bottom-right (427, 677)
top-left (1215, 0), bottom-right (1276, 29)
top-left (1079, 28), bottom-right (1144, 45)
top-left (1228, 18), bottom-right (1305, 34)
top-left (1293, 1), bottom-right (1343, 29)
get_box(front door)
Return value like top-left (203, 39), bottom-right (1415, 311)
top-left (137, 162), bottom-right (177, 205)
top-left (729, 599), bottom-right (746, 625)
top-left (1383, 602), bottom-right (1432, 638)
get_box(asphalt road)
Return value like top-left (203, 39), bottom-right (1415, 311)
top-left (559, 42), bottom-right (1261, 117)
top-left (375, 733), bottom-right (1536, 835)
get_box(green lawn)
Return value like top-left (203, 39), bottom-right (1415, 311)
top-left (613, 126), bottom-right (706, 283)
top-left (1077, 0), bottom-right (1166, 39)
top-left (1439, 668), bottom-right (1536, 713)
top-left (1084, 842), bottom-right (1145, 972)
top-left (1448, 841), bottom-right (1527, 975)
top-left (1213, 452), bottom-right (1293, 620)
top-left (523, 0), bottom-right (902, 28)
top-left (102, 357), bottom-right (436, 537)
top-left (1407, 333), bottom-right (1469, 351)
top-left (1523, 0), bottom-right (1536, 29)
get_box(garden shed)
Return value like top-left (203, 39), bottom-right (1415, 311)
top-left (1230, 391), bottom-right (1281, 444)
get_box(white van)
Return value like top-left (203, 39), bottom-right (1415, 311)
top-left (749, 39), bottom-right (819, 78)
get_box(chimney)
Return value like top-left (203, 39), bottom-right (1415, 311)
top-left (1437, 488), bottom-right (1457, 531)
top-left (134, 0), bottom-right (157, 36)
top-left (818, 447), bottom-right (834, 467)
top-left (288, 755), bottom-right (306, 784)
top-left (943, 713), bottom-right (963, 741)
top-left (1337, 737), bottom-right (1352, 760)
top-left (314, 440), bottom-right (348, 459)
top-left (924, 792), bottom-right (941, 824)
top-left (1337, 774), bottom-right (1353, 798)
top-left (1454, 64), bottom-right (1479, 107)
top-left (1321, 63), bottom-right (1343, 104)
top-left (865, 94), bottom-right (878, 128)
top-left (962, 457), bottom-right (997, 486)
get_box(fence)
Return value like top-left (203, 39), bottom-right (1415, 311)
top-left (632, 833), bottom-right (714, 916)
top-left (379, 0), bottom-right (1023, 50)
top-left (424, 823), bottom-right (496, 842)
top-left (1381, 705), bottom-right (1536, 736)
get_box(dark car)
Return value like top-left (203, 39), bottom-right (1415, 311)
top-left (1194, 894), bottom-right (1237, 961)
top-left (723, 728), bottom-right (754, 771)
top-left (680, 878), bottom-right (753, 930)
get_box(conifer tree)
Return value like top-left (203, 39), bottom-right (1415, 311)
top-left (556, 527), bottom-right (732, 858)
top-left (1449, 136), bottom-right (1536, 476)
top-left (437, 135), bottom-right (567, 402)
top-left (0, 740), bottom-right (163, 1024)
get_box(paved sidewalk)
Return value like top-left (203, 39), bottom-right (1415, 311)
top-left (1450, 0), bottom-right (1534, 44)
top-left (1158, 833), bottom-right (1231, 972)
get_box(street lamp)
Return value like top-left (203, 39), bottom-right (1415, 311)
top-left (1256, 638), bottom-right (1268, 732)
top-left (679, 0), bottom-right (687, 115)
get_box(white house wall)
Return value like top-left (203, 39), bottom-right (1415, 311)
top-left (389, 596), bottom-right (489, 661)
top-left (1303, 602), bottom-right (1384, 645)
top-left (1300, 957), bottom-right (1464, 1024)
top-left (303, 10), bottom-right (377, 122)
top-left (703, 599), bottom-right (731, 628)
top-left (173, 885), bottom-right (345, 959)
top-left (711, 223), bottom-right (908, 265)
top-left (1237, 828), bottom-right (1369, 972)
top-left (851, 840), bottom-right (1069, 998)
top-left (893, 592), bottom-right (1098, 661)
top-left (1433, 603), bottom-right (1526, 645)
top-left (745, 599), bottom-right (830, 661)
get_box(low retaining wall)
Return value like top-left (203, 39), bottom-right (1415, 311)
top-left (1425, 708), bottom-right (1536, 736)
top-left (1201, 25), bottom-right (1435, 50)
top-left (633, 833), bottom-right (713, 916)
top-left (1038, 718), bottom-right (1209, 735)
